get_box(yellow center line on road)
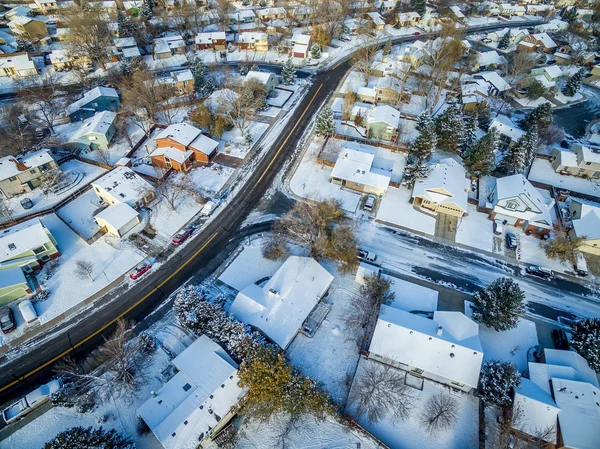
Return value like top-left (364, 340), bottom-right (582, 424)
top-left (0, 231), bottom-right (220, 394)
top-left (256, 83), bottom-right (324, 185)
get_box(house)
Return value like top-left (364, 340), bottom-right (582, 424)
top-left (155, 70), bottom-right (194, 95)
top-left (520, 33), bottom-right (557, 53)
top-left (374, 76), bottom-right (405, 104)
top-left (293, 5), bottom-right (316, 21)
top-left (110, 37), bottom-right (141, 62)
top-left (230, 256), bottom-right (333, 349)
top-left (33, 0), bottom-right (58, 12)
top-left (137, 335), bottom-right (245, 449)
top-left (490, 115), bottom-right (525, 151)
top-left (0, 266), bottom-right (34, 305)
top-left (357, 86), bottom-right (376, 104)
top-left (473, 71), bottom-right (511, 96)
top-left (153, 35), bottom-right (186, 59)
top-left (487, 174), bottom-right (554, 236)
top-left (67, 111), bottom-right (117, 152)
top-left (245, 70), bottom-right (278, 92)
top-left (567, 198), bottom-right (600, 255)
top-left (238, 32), bottom-right (269, 52)
top-left (48, 49), bottom-right (91, 71)
top-left (368, 308), bottom-right (484, 392)
top-left (151, 123), bottom-right (219, 172)
top-left (195, 32), bottom-right (227, 51)
top-left (365, 105), bottom-right (400, 141)
top-left (531, 65), bottom-right (563, 84)
top-left (0, 217), bottom-right (59, 274)
top-left (257, 7), bottom-right (286, 22)
top-left (376, 0), bottom-right (396, 13)
top-left (475, 50), bottom-right (506, 71)
top-left (8, 15), bottom-right (48, 39)
top-left (0, 53), bottom-right (38, 77)
top-left (461, 82), bottom-right (488, 113)
top-left (449, 6), bottom-right (465, 21)
top-left (499, 3), bottom-right (526, 16)
top-left (512, 349), bottom-right (600, 449)
top-left (291, 33), bottom-right (311, 59)
top-left (412, 158), bottom-right (470, 218)
top-left (552, 144), bottom-right (600, 178)
top-left (526, 4), bottom-right (555, 15)
top-left (366, 12), bottom-right (385, 30)
top-left (65, 86), bottom-right (120, 122)
top-left (331, 148), bottom-right (391, 196)
top-left (0, 149), bottom-right (59, 199)
top-left (397, 11), bottom-right (420, 27)
top-left (487, 28), bottom-right (529, 46)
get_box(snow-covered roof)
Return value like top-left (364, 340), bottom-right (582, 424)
top-left (245, 70), bottom-right (274, 85)
top-left (357, 86), bottom-right (376, 98)
top-left (292, 43), bottom-right (309, 56)
top-left (0, 266), bottom-right (27, 289)
top-left (230, 256), bottom-right (333, 348)
top-left (398, 11), bottom-right (420, 22)
top-left (513, 378), bottom-right (559, 443)
top-left (0, 149), bottom-right (54, 182)
top-left (154, 35), bottom-right (185, 54)
top-left (71, 111), bottom-right (116, 140)
top-left (195, 31), bottom-right (226, 45)
top-left (476, 71), bottom-right (511, 92)
top-left (412, 158), bottom-right (469, 212)
top-left (367, 11), bottom-right (385, 26)
top-left (113, 37), bottom-right (137, 49)
top-left (490, 115), bottom-right (525, 142)
top-left (367, 105), bottom-right (400, 127)
top-left (65, 86), bottom-right (118, 117)
top-left (369, 307), bottom-right (483, 389)
top-left (238, 32), bottom-right (268, 43)
top-left (331, 148), bottom-right (391, 191)
top-left (150, 146), bottom-right (193, 164)
top-left (575, 144), bottom-right (600, 165)
top-left (476, 50), bottom-right (506, 67)
top-left (291, 33), bottom-right (311, 46)
top-left (190, 134), bottom-right (219, 155)
top-left (257, 7), bottom-right (286, 17)
top-left (228, 9), bottom-right (256, 20)
top-left (93, 166), bottom-right (153, 206)
top-left (450, 5), bottom-right (465, 18)
top-left (571, 199), bottom-right (600, 240)
top-left (532, 33), bottom-right (557, 49)
top-left (0, 217), bottom-right (52, 263)
top-left (95, 202), bottom-right (138, 231)
top-left (544, 348), bottom-right (599, 387)
top-left (541, 64), bottom-right (562, 80)
top-left (532, 74), bottom-right (556, 89)
top-left (156, 123), bottom-right (202, 147)
top-left (137, 336), bottom-right (244, 449)
top-left (0, 53), bottom-right (36, 73)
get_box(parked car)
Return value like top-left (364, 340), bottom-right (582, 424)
top-left (130, 262), bottom-right (151, 280)
top-left (505, 232), bottom-right (518, 250)
top-left (201, 200), bottom-right (220, 217)
top-left (525, 265), bottom-right (553, 279)
top-left (2, 379), bottom-right (62, 424)
top-left (574, 252), bottom-right (588, 277)
top-left (357, 249), bottom-right (377, 263)
top-left (340, 36), bottom-right (351, 42)
top-left (364, 194), bottom-right (376, 212)
top-left (551, 329), bottom-right (569, 350)
top-left (20, 198), bottom-right (33, 210)
top-left (493, 220), bottom-right (503, 235)
top-left (412, 31), bottom-right (421, 35)
top-left (172, 227), bottom-right (193, 246)
top-left (0, 307), bottom-right (16, 334)
top-left (18, 300), bottom-right (38, 324)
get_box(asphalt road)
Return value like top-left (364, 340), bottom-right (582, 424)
top-left (0, 19), bottom-right (543, 411)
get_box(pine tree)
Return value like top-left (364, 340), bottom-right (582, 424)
top-left (43, 426), bottom-right (135, 449)
top-left (499, 125), bottom-right (538, 175)
top-left (191, 59), bottom-right (215, 98)
top-left (562, 6), bottom-right (578, 23)
top-left (472, 277), bottom-right (525, 331)
top-left (416, 110), bottom-right (434, 133)
top-left (562, 68), bottom-right (584, 97)
top-left (120, 60), bottom-right (132, 78)
top-left (383, 39), bottom-right (392, 56)
top-left (403, 156), bottom-right (431, 187)
top-left (477, 105), bottom-right (491, 131)
top-left (310, 43), bottom-right (322, 59)
top-left (435, 106), bottom-right (465, 154)
top-left (281, 58), bottom-right (297, 85)
top-left (404, 112), bottom-right (437, 186)
top-left (315, 107), bottom-right (334, 136)
top-left (463, 111), bottom-right (479, 153)
top-left (478, 361), bottom-right (521, 407)
top-left (570, 318), bottom-right (600, 371)
top-left (463, 128), bottom-right (499, 176)
top-left (410, 0), bottom-right (426, 16)
top-left (117, 11), bottom-right (129, 37)
top-left (140, 0), bottom-right (153, 20)
top-left (245, 131), bottom-right (254, 148)
top-left (497, 30), bottom-right (511, 50)
top-left (519, 103), bottom-right (553, 133)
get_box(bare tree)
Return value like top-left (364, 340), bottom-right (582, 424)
top-left (347, 362), bottom-right (415, 423)
top-left (149, 170), bottom-right (201, 211)
top-left (0, 104), bottom-right (37, 157)
top-left (489, 403), bottom-right (556, 449)
top-left (351, 36), bottom-right (379, 86)
top-left (75, 259), bottom-right (94, 280)
top-left (426, 24), bottom-right (465, 109)
top-left (0, 199), bottom-right (15, 222)
top-left (61, 6), bottom-right (113, 69)
top-left (218, 79), bottom-right (267, 132)
top-left (503, 51), bottom-right (538, 84)
top-left (342, 91), bottom-right (356, 121)
top-left (420, 392), bottom-right (459, 434)
top-left (214, 0), bottom-right (234, 31)
top-left (345, 273), bottom-right (395, 334)
top-left (17, 72), bottom-right (65, 135)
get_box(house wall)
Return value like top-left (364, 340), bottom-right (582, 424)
top-left (175, 79), bottom-right (194, 94)
top-left (96, 214), bottom-right (140, 238)
top-left (12, 20), bottom-right (48, 39)
top-left (0, 280), bottom-right (32, 306)
top-left (150, 154), bottom-right (191, 172)
top-left (189, 148), bottom-right (215, 164)
top-left (1, 238), bottom-right (59, 272)
top-left (155, 50), bottom-right (172, 60)
top-left (334, 178), bottom-right (387, 197)
top-left (368, 121), bottom-right (397, 141)
top-left (376, 87), bottom-right (403, 104)
top-left (155, 137), bottom-right (187, 152)
top-left (69, 96), bottom-right (120, 122)
top-left (0, 160), bottom-right (59, 198)
top-left (414, 197), bottom-right (466, 218)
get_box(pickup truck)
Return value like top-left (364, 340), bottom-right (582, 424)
top-left (2, 380), bottom-right (62, 424)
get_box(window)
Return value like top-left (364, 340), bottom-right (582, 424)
top-left (8, 243), bottom-right (16, 251)
top-left (8, 176), bottom-right (16, 182)
top-left (593, 171), bottom-right (600, 178)
top-left (412, 368), bottom-right (424, 375)
top-left (506, 200), bottom-right (518, 210)
top-left (586, 162), bottom-right (592, 166)
top-left (41, 255), bottom-right (50, 261)
top-left (30, 169), bottom-right (36, 174)
top-left (183, 383), bottom-right (192, 392)
top-left (33, 245), bottom-right (46, 254)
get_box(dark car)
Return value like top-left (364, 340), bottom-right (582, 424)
top-left (551, 329), bottom-right (569, 350)
top-left (20, 198), bottom-right (34, 210)
top-left (525, 265), bottom-right (552, 279)
top-left (130, 262), bottom-right (151, 280)
top-left (0, 307), bottom-right (16, 334)
top-left (172, 227), bottom-right (193, 246)
top-left (412, 31), bottom-right (421, 35)
top-left (505, 232), bottom-right (518, 250)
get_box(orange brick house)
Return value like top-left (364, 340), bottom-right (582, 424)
top-left (150, 123), bottom-right (219, 172)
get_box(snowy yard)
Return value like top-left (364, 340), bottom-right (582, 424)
top-left (56, 190), bottom-right (103, 239)
top-left (179, 163), bottom-right (234, 198)
top-left (220, 121), bottom-right (269, 160)
top-left (529, 158), bottom-right (600, 199)
top-left (376, 186), bottom-right (436, 235)
top-left (266, 87), bottom-right (293, 107)
top-left (149, 195), bottom-right (203, 238)
top-left (456, 205), bottom-right (504, 255)
top-left (478, 319), bottom-right (539, 373)
top-left (385, 276), bottom-right (439, 312)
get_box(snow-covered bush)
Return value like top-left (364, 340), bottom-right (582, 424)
top-left (570, 318), bottom-right (600, 371)
top-left (43, 426), bottom-right (134, 449)
top-left (478, 360), bottom-right (521, 407)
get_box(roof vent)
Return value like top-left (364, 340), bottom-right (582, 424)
top-left (269, 288), bottom-right (278, 295)
top-left (437, 325), bottom-right (443, 336)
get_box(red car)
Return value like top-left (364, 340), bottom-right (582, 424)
top-left (130, 262), bottom-right (151, 280)
top-left (413, 31), bottom-right (421, 36)
top-left (172, 227), bottom-right (193, 246)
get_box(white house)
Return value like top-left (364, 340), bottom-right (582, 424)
top-left (368, 307), bottom-right (484, 392)
top-left (229, 256), bottom-right (333, 349)
top-left (331, 147), bottom-right (391, 197)
top-left (245, 70), bottom-right (279, 92)
top-left (488, 174), bottom-right (554, 236)
top-left (490, 115), bottom-right (526, 151)
top-left (291, 33), bottom-right (311, 59)
top-left (473, 71), bottom-right (511, 96)
top-left (567, 198), bottom-right (600, 256)
top-left (137, 336), bottom-right (245, 449)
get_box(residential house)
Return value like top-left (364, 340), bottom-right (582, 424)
top-left (526, 4), bottom-right (555, 15)
top-left (0, 53), bottom-right (38, 77)
top-left (48, 49), bottom-right (91, 71)
top-left (0, 217), bottom-right (59, 274)
top-left (365, 105), bottom-right (400, 141)
top-left (33, 0), bottom-right (58, 13)
top-left (520, 33), bottom-right (557, 53)
top-left (531, 65), bottom-right (563, 84)
top-left (487, 174), bottom-right (554, 235)
top-left (137, 335), bottom-right (246, 449)
top-left (357, 86), bottom-right (377, 104)
top-left (534, 19), bottom-right (569, 34)
top-left (374, 75), bottom-right (405, 104)
top-left (230, 256), bottom-right (333, 349)
top-left (461, 82), bottom-right (489, 113)
top-left (291, 33), bottom-right (311, 59)
top-left (257, 7), bottom-right (286, 22)
top-left (331, 148), bottom-right (391, 197)
top-left (153, 35), bottom-right (186, 59)
top-left (67, 111), bottom-right (117, 152)
top-left (150, 123), bottom-right (219, 172)
top-left (8, 16), bottom-right (48, 40)
top-left (65, 86), bottom-right (120, 122)
top-left (499, 3), bottom-right (526, 16)
top-left (293, 5), bottom-right (316, 21)
top-left (245, 70), bottom-right (278, 92)
top-left (228, 9), bottom-right (257, 29)
top-left (368, 307), bottom-right (484, 393)
top-left (488, 28), bottom-right (529, 46)
top-left (567, 198), bottom-right (600, 255)
top-left (0, 149), bottom-right (59, 198)
top-left (110, 37), bottom-right (141, 62)
top-left (552, 144), bottom-right (600, 178)
top-left (512, 349), bottom-right (600, 449)
top-left (473, 71), bottom-right (511, 96)
top-left (195, 32), bottom-right (227, 51)
top-left (366, 12), bottom-right (385, 30)
top-left (376, 0), bottom-right (396, 13)
top-left (490, 115), bottom-right (525, 151)
top-left (397, 12), bottom-right (420, 27)
top-left (412, 158), bottom-right (470, 218)
top-left (475, 50), bottom-right (506, 71)
top-left (449, 6), bottom-right (465, 21)
top-left (0, 266), bottom-right (34, 305)
top-left (238, 32), bottom-right (269, 52)
top-left (156, 70), bottom-right (194, 95)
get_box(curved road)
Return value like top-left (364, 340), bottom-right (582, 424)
top-left (0, 20), bottom-right (541, 408)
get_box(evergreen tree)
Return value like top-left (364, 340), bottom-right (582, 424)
top-left (519, 103), bottom-right (553, 133)
top-left (140, 0), bottom-right (153, 20)
top-left (563, 6), bottom-right (578, 23)
top-left (463, 128), bottom-right (499, 176)
top-left (120, 60), bottom-right (132, 78)
top-left (435, 106), bottom-right (465, 154)
top-left (499, 125), bottom-right (538, 175)
top-left (43, 426), bottom-right (135, 449)
top-left (310, 43), bottom-right (322, 59)
top-left (117, 11), bottom-right (129, 37)
top-left (191, 59), bottom-right (214, 98)
top-left (463, 111), bottom-right (479, 153)
top-left (477, 105), bottom-right (491, 131)
top-left (478, 361), bottom-right (521, 407)
top-left (315, 107), bottom-right (334, 136)
top-left (416, 110), bottom-right (434, 133)
top-left (497, 30), bottom-right (511, 50)
top-left (411, 0), bottom-right (426, 16)
top-left (562, 68), bottom-right (584, 97)
top-left (281, 58), bottom-right (297, 85)
top-left (245, 132), bottom-right (254, 148)
top-left (472, 277), bottom-right (525, 331)
top-left (404, 112), bottom-right (437, 186)
top-left (383, 39), bottom-right (392, 56)
top-left (403, 156), bottom-right (431, 187)
top-left (570, 318), bottom-right (600, 371)
top-left (239, 64), bottom-right (249, 76)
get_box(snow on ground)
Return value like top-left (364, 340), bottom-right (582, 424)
top-left (149, 195), bottom-right (202, 238)
top-left (457, 205), bottom-right (504, 255)
top-left (554, 91), bottom-right (584, 105)
top-left (339, 70), bottom-right (379, 94)
top-left (350, 357), bottom-right (479, 449)
top-left (1, 160), bottom-right (107, 223)
top-left (478, 319), bottom-right (539, 373)
top-left (266, 87), bottom-right (293, 107)
top-left (142, 54), bottom-right (188, 71)
top-left (376, 186), bottom-right (436, 235)
top-left (289, 139), bottom-right (361, 213)
top-left (385, 276), bottom-right (439, 312)
top-left (529, 158), bottom-right (600, 199)
top-left (287, 265), bottom-right (362, 405)
top-left (56, 190), bottom-right (102, 239)
top-left (218, 244), bottom-right (287, 292)
top-left (179, 163), bottom-right (234, 198)
top-left (220, 121), bottom-right (269, 160)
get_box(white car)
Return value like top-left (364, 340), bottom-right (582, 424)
top-left (2, 380), bottom-right (62, 424)
top-left (364, 194), bottom-right (376, 212)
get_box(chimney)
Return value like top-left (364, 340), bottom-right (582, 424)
top-left (151, 391), bottom-right (157, 398)
top-left (437, 325), bottom-right (443, 336)
top-left (12, 158), bottom-right (29, 172)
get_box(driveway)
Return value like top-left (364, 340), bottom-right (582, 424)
top-left (434, 213), bottom-right (458, 241)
